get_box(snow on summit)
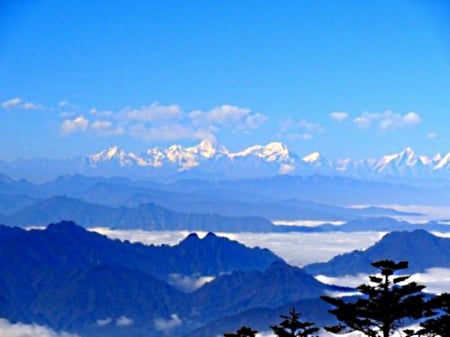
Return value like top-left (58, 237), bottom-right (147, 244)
top-left (82, 142), bottom-right (450, 179)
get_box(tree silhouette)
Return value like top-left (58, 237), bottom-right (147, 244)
top-left (406, 292), bottom-right (450, 337)
top-left (321, 260), bottom-right (428, 337)
top-left (224, 326), bottom-right (258, 337)
top-left (270, 308), bottom-right (319, 337)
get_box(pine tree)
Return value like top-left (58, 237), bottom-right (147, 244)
top-left (321, 260), bottom-right (428, 337)
top-left (224, 326), bottom-right (258, 337)
top-left (408, 292), bottom-right (450, 337)
top-left (270, 308), bottom-right (319, 337)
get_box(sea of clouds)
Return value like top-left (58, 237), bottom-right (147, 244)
top-left (5, 227), bottom-right (449, 337)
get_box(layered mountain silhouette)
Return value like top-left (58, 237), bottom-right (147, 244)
top-left (1, 222), bottom-right (449, 336)
top-left (0, 196), bottom-right (275, 232)
top-left (0, 221), bottom-right (339, 337)
top-left (303, 229), bottom-right (450, 276)
top-left (0, 173), bottom-right (435, 230)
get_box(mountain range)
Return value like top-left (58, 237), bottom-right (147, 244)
top-left (1, 141), bottom-right (449, 182)
top-left (303, 229), bottom-right (450, 276)
top-left (2, 171), bottom-right (450, 231)
top-left (1, 222), bottom-right (449, 337)
top-left (0, 221), bottom-right (341, 337)
top-left (4, 171), bottom-right (447, 231)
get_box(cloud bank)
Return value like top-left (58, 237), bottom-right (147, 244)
top-left (89, 228), bottom-right (384, 267)
top-left (60, 102), bottom-right (267, 142)
top-left (0, 318), bottom-right (79, 337)
top-left (316, 267), bottom-right (450, 295)
top-left (353, 111), bottom-right (421, 130)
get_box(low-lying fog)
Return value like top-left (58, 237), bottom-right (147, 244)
top-left (89, 228), bottom-right (385, 266)
top-left (90, 227), bottom-right (450, 296)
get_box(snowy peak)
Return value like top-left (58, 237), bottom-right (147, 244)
top-left (374, 147), bottom-right (423, 172)
top-left (89, 146), bottom-right (138, 166)
top-left (302, 152), bottom-right (321, 163)
top-left (231, 142), bottom-right (294, 163)
top-left (434, 152), bottom-right (450, 170)
top-left (87, 142), bottom-right (449, 179)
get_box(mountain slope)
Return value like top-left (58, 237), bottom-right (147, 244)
top-left (0, 196), bottom-right (275, 232)
top-left (303, 229), bottom-right (450, 276)
top-left (0, 222), bottom-right (285, 336)
top-left (187, 261), bottom-right (344, 321)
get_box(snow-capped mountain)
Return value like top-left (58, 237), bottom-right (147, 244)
top-left (89, 140), bottom-right (299, 174)
top-left (87, 142), bottom-right (450, 180)
top-left (0, 141), bottom-right (449, 182)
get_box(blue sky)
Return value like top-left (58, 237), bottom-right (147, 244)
top-left (1, 1), bottom-right (449, 161)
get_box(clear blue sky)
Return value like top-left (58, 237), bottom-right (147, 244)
top-left (1, 0), bottom-right (449, 160)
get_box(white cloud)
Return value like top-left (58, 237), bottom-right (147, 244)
top-left (279, 163), bottom-right (296, 174)
top-left (298, 120), bottom-right (324, 133)
top-left (330, 112), bottom-right (349, 121)
top-left (56, 102), bottom-right (265, 142)
top-left (353, 111), bottom-right (421, 130)
top-left (279, 118), bottom-right (323, 141)
top-left (1, 97), bottom-right (22, 109)
top-left (154, 314), bottom-right (182, 331)
top-left (91, 120), bottom-right (113, 130)
top-left (317, 268), bottom-right (450, 296)
top-left (90, 228), bottom-right (384, 267)
top-left (59, 111), bottom-right (76, 119)
top-left (116, 316), bottom-right (133, 327)
top-left (129, 123), bottom-right (214, 142)
top-left (168, 273), bottom-right (215, 292)
top-left (91, 120), bottom-right (124, 135)
top-left (96, 317), bottom-right (113, 326)
top-left (1, 97), bottom-right (41, 110)
top-left (21, 102), bottom-right (40, 110)
top-left (60, 116), bottom-right (90, 134)
top-left (353, 112), bottom-right (380, 128)
top-left (0, 318), bottom-right (79, 337)
top-left (90, 108), bottom-right (113, 117)
top-left (189, 105), bottom-right (267, 130)
top-left (427, 132), bottom-right (437, 139)
top-left (123, 103), bottom-right (182, 122)
top-left (244, 112), bottom-right (268, 129)
top-left (410, 268), bottom-right (450, 294)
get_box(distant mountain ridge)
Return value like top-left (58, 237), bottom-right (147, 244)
top-left (303, 229), bottom-right (450, 276)
top-left (0, 221), bottom-right (336, 337)
top-left (1, 141), bottom-right (449, 181)
top-left (2, 173), bottom-right (440, 226)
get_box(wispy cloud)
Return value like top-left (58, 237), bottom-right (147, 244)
top-left (95, 316), bottom-right (133, 328)
top-left (189, 104), bottom-right (267, 131)
top-left (116, 316), bottom-right (133, 327)
top-left (123, 103), bottom-right (182, 122)
top-left (96, 318), bottom-right (113, 327)
top-left (353, 111), bottom-right (421, 130)
top-left (168, 273), bottom-right (215, 292)
top-left (1, 97), bottom-right (42, 110)
top-left (330, 112), bottom-right (349, 122)
top-left (427, 132), bottom-right (437, 139)
top-left (279, 118), bottom-right (324, 141)
top-left (0, 318), bottom-right (79, 337)
top-left (154, 314), bottom-right (182, 331)
top-left (91, 120), bottom-right (124, 135)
